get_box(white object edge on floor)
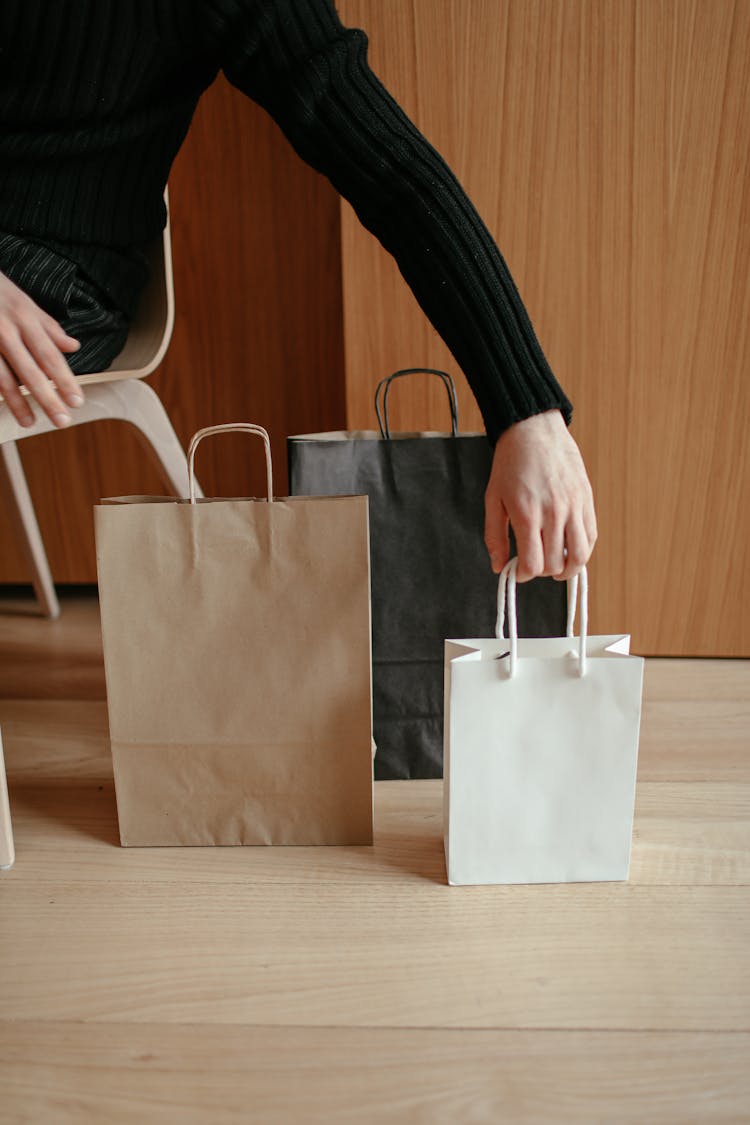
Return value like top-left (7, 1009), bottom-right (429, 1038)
top-left (0, 727), bottom-right (15, 870)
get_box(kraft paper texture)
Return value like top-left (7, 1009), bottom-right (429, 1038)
top-left (95, 494), bottom-right (373, 847)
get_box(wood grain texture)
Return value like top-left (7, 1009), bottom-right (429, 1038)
top-left (1, 777), bottom-right (748, 889)
top-left (1, 878), bottom-right (748, 1029)
top-left (1, 595), bottom-right (749, 1119)
top-left (338, 0), bottom-right (750, 656)
top-left (0, 75), bottom-right (346, 583)
top-left (1, 1023), bottom-right (749, 1125)
top-left (0, 593), bottom-right (105, 700)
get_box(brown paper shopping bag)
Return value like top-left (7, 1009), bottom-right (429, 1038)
top-left (95, 424), bottom-right (373, 847)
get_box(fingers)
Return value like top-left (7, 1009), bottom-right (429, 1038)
top-left (555, 515), bottom-right (591, 582)
top-left (43, 312), bottom-right (82, 355)
top-left (512, 510), bottom-right (545, 582)
top-left (514, 507), bottom-right (595, 583)
top-left (483, 488), bottom-right (511, 574)
top-left (554, 483), bottom-right (598, 581)
top-left (540, 512), bottom-right (566, 579)
top-left (23, 321), bottom-right (85, 409)
top-left (558, 483), bottom-right (598, 580)
top-left (582, 487), bottom-right (598, 546)
top-left (0, 355), bottom-right (35, 427)
top-left (0, 323), bottom-right (85, 429)
top-left (0, 272), bottom-right (85, 427)
top-left (486, 412), bottom-right (598, 582)
top-left (1, 326), bottom-right (74, 427)
top-left (487, 490), bottom-right (571, 583)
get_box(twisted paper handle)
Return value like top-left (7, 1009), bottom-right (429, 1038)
top-left (187, 424), bottom-right (273, 505)
top-left (495, 557), bottom-right (588, 677)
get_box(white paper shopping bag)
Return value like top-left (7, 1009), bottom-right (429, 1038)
top-left (444, 558), bottom-right (644, 885)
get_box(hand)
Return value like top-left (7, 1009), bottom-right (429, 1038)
top-left (0, 270), bottom-right (84, 428)
top-left (484, 409), bottom-right (597, 581)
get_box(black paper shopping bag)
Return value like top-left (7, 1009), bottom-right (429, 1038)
top-left (288, 369), bottom-right (566, 779)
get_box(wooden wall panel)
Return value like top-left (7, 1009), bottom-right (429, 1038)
top-left (0, 75), bottom-right (346, 583)
top-left (338, 0), bottom-right (750, 656)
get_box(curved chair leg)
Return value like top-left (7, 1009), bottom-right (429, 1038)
top-left (0, 378), bottom-right (199, 620)
top-left (0, 443), bottom-right (60, 619)
top-left (0, 729), bottom-right (15, 871)
top-left (1, 380), bottom-right (201, 499)
top-left (81, 380), bottom-right (203, 499)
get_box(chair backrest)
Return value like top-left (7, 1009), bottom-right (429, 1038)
top-left (74, 193), bottom-right (175, 387)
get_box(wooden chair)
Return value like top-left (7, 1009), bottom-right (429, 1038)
top-left (0, 195), bottom-right (201, 617)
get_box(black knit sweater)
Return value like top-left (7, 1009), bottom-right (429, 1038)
top-left (0, 0), bottom-right (573, 441)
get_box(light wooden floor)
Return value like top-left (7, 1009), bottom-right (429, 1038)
top-left (0, 593), bottom-right (749, 1123)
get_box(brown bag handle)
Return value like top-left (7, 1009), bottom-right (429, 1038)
top-left (187, 424), bottom-right (273, 504)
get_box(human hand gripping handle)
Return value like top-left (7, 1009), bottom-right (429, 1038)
top-left (0, 270), bottom-right (84, 428)
top-left (484, 409), bottom-right (597, 582)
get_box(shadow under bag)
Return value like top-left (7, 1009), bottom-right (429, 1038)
top-left (289, 369), bottom-right (567, 780)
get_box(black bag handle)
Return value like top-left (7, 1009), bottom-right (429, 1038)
top-left (374, 368), bottom-right (459, 439)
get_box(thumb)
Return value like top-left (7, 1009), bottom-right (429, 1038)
top-left (484, 488), bottom-right (510, 574)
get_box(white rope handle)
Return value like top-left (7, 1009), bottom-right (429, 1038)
top-left (187, 424), bottom-right (273, 505)
top-left (566, 571), bottom-right (589, 649)
top-left (495, 557), bottom-right (588, 677)
top-left (495, 557), bottom-right (519, 674)
top-left (568, 566), bottom-right (588, 677)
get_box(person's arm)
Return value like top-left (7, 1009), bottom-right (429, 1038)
top-left (0, 270), bottom-right (83, 428)
top-left (210, 0), bottom-right (596, 578)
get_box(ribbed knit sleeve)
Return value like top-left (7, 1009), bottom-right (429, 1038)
top-left (210, 0), bottom-right (573, 442)
top-left (0, 1), bottom-right (218, 249)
